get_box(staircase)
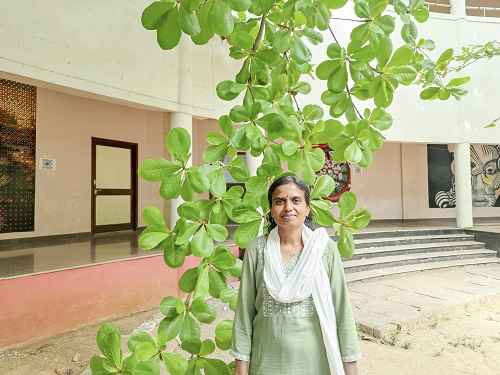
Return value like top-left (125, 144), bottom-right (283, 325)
top-left (343, 228), bottom-right (500, 282)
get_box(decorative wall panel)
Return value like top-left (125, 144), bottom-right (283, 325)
top-left (427, 144), bottom-right (500, 208)
top-left (0, 79), bottom-right (36, 233)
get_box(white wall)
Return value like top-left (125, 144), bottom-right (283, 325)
top-left (351, 142), bottom-right (403, 220)
top-left (1, 1), bottom-right (500, 145)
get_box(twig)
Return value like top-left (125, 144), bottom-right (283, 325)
top-left (330, 17), bottom-right (370, 22)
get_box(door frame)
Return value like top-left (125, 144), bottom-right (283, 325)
top-left (91, 137), bottom-right (138, 234)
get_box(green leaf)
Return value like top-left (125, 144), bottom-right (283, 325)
top-left (228, 0), bottom-right (251, 11)
top-left (291, 36), bottom-right (311, 63)
top-left (179, 267), bottom-right (199, 293)
top-left (234, 219), bottom-right (261, 247)
top-left (128, 332), bottom-right (157, 361)
top-left (231, 205), bottom-right (261, 223)
top-left (401, 21), bottom-right (417, 45)
top-left (139, 158), bottom-right (181, 181)
top-left (134, 359), bottom-right (160, 375)
top-left (412, 5), bottom-right (429, 23)
top-left (316, 60), bottom-right (338, 80)
top-left (199, 339), bottom-right (216, 356)
top-left (187, 166), bottom-right (210, 193)
top-left (96, 324), bottom-right (122, 368)
top-left (216, 80), bottom-right (245, 101)
top-left (309, 147), bottom-right (326, 171)
top-left (215, 320), bottom-right (233, 350)
top-left (419, 86), bottom-right (440, 100)
top-left (180, 313), bottom-right (201, 354)
top-left (166, 127), bottom-right (191, 162)
top-left (206, 223), bottom-right (228, 241)
top-left (384, 65), bottom-right (417, 85)
top-left (163, 241), bottom-right (188, 268)
top-left (208, 269), bottom-right (227, 298)
top-left (143, 206), bottom-right (167, 231)
top-left (142, 1), bottom-right (174, 30)
top-left (327, 64), bottom-right (348, 92)
top-left (281, 141), bottom-right (298, 157)
top-left (311, 199), bottom-right (335, 226)
top-left (191, 226), bottom-right (214, 257)
top-left (350, 208), bottom-right (372, 229)
top-left (211, 247), bottom-right (236, 269)
top-left (193, 265), bottom-right (210, 301)
top-left (191, 298), bottom-right (216, 323)
top-left (157, 8), bottom-right (182, 50)
top-left (200, 358), bottom-right (231, 375)
top-left (179, 6), bottom-right (201, 35)
top-left (303, 104), bottom-right (324, 121)
top-left (386, 46), bottom-right (413, 67)
top-left (256, 48), bottom-right (282, 66)
top-left (219, 115), bottom-right (234, 137)
top-left (210, 0), bottom-right (234, 36)
top-left (139, 231), bottom-right (169, 251)
top-left (447, 76), bottom-right (470, 87)
top-left (178, 202), bottom-right (201, 221)
top-left (164, 352), bottom-right (189, 375)
top-left (339, 191), bottom-right (356, 217)
top-left (323, 0), bottom-right (348, 8)
top-left (311, 175), bottom-right (335, 199)
top-left (376, 15), bottom-right (395, 35)
top-left (160, 172), bottom-right (182, 200)
top-left (160, 296), bottom-right (184, 319)
top-left (158, 314), bottom-right (184, 346)
top-left (436, 48), bottom-right (454, 67)
top-left (227, 156), bottom-right (250, 181)
top-left (369, 0), bottom-right (389, 17)
top-left (371, 77), bottom-right (394, 107)
top-left (90, 356), bottom-right (115, 375)
top-left (369, 108), bottom-right (393, 130)
top-left (337, 226), bottom-right (354, 258)
top-left (192, 1), bottom-right (215, 44)
top-left (210, 169), bottom-right (226, 197)
top-left (203, 143), bottom-right (227, 162)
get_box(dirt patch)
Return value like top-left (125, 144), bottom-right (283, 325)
top-left (1, 297), bottom-right (500, 375)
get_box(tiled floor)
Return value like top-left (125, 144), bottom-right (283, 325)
top-left (0, 231), bottom-right (160, 278)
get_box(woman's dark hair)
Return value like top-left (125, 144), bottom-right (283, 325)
top-left (266, 174), bottom-right (315, 233)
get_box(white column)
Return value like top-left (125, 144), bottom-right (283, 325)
top-left (450, 0), bottom-right (466, 17)
top-left (246, 154), bottom-right (264, 235)
top-left (246, 154), bottom-right (263, 176)
top-left (169, 112), bottom-right (193, 225)
top-left (454, 142), bottom-right (473, 228)
top-left (170, 35), bottom-right (194, 226)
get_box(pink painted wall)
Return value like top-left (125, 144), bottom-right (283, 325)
top-left (0, 244), bottom-right (240, 349)
top-left (0, 255), bottom-right (178, 349)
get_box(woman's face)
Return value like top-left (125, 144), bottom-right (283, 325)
top-left (270, 183), bottom-right (311, 229)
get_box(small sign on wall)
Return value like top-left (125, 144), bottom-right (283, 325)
top-left (39, 158), bottom-right (56, 170)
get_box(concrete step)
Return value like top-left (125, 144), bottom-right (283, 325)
top-left (346, 257), bottom-right (500, 282)
top-left (354, 234), bottom-right (475, 249)
top-left (344, 248), bottom-right (497, 272)
top-left (348, 240), bottom-right (485, 259)
top-left (352, 228), bottom-right (465, 240)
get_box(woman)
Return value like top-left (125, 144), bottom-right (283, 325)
top-left (232, 174), bottom-right (361, 375)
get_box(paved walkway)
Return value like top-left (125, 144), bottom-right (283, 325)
top-left (348, 263), bottom-right (500, 339)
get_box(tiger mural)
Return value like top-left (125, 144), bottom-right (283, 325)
top-left (434, 144), bottom-right (500, 208)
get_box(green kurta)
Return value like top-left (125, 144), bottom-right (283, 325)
top-left (231, 235), bottom-right (361, 375)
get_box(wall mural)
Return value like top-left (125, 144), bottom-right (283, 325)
top-left (0, 79), bottom-right (36, 233)
top-left (315, 144), bottom-right (351, 202)
top-left (427, 144), bottom-right (500, 208)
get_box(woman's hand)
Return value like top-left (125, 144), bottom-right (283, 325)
top-left (343, 361), bottom-right (359, 375)
top-left (235, 359), bottom-right (249, 375)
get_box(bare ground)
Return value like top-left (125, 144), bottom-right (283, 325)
top-left (1, 297), bottom-right (500, 375)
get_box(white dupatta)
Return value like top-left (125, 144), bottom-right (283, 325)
top-left (263, 225), bottom-right (345, 375)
